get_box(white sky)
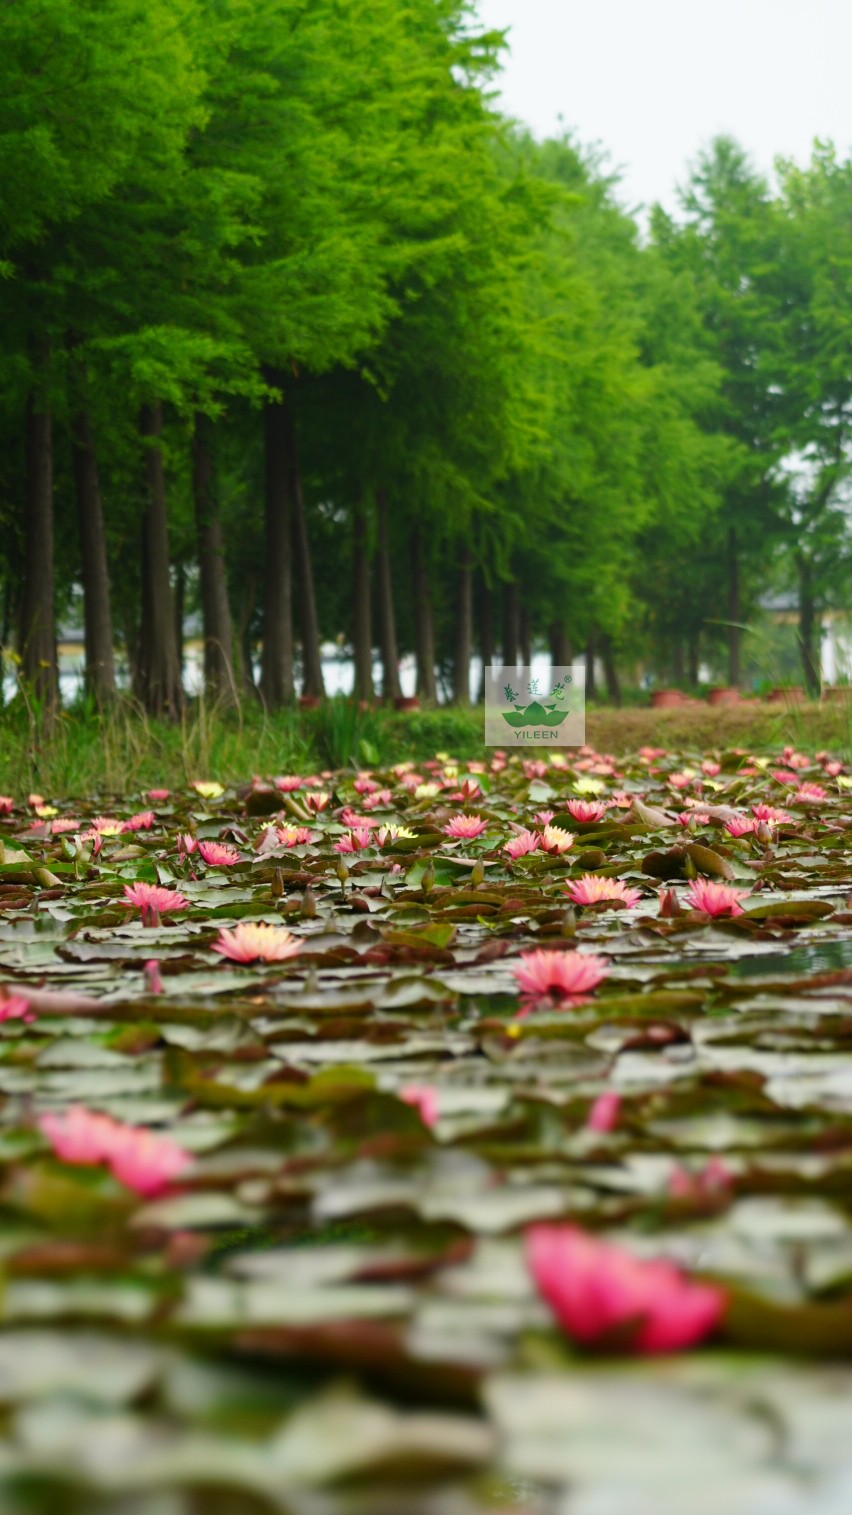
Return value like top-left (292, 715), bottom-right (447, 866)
top-left (474, 0), bottom-right (852, 216)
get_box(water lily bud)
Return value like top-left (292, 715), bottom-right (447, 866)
top-left (421, 859), bottom-right (435, 895)
top-left (755, 821), bottom-right (773, 845)
top-left (335, 857), bottom-right (349, 886)
top-left (300, 886), bottom-right (317, 919)
top-left (470, 859), bottom-right (485, 886)
top-left (271, 868), bottom-right (285, 898)
top-left (560, 906), bottom-right (576, 937)
top-left (658, 887), bottom-right (682, 918)
top-left (143, 960), bottom-right (164, 995)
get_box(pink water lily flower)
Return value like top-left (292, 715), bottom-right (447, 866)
top-left (684, 880), bottom-right (750, 917)
top-left (669, 1156), bottom-right (733, 1200)
top-left (122, 811), bottom-right (155, 832)
top-left (669, 771), bottom-right (699, 792)
top-left (504, 829), bottom-right (541, 860)
top-left (566, 799), bottom-right (608, 824)
top-left (212, 922), bottom-right (304, 964)
top-left (123, 882), bottom-right (189, 925)
top-left (339, 808), bottom-right (381, 829)
top-left (513, 949), bottom-right (610, 1000)
top-left (178, 833), bottom-right (198, 855)
top-left (198, 841), bottom-right (242, 866)
top-left (39, 1106), bottom-right (117, 1165)
top-left (525, 1223), bottom-right (726, 1353)
top-left (106, 1124), bottom-right (192, 1196)
top-left (567, 875), bottom-right (642, 908)
top-left (448, 778), bottom-right (482, 803)
top-left (443, 814), bottom-right (488, 840)
top-left (334, 829), bottom-right (373, 853)
top-left (795, 782), bottom-right (826, 803)
top-left (771, 769), bottom-right (800, 786)
top-left (362, 789), bottom-right (392, 810)
top-left (752, 803), bottom-right (793, 824)
top-left (724, 816), bottom-right (759, 838)
top-left (541, 825), bottom-right (574, 855)
top-left (147, 789), bottom-right (170, 803)
top-left (40, 1107), bottom-right (190, 1196)
top-left (0, 994), bottom-right (34, 1024)
top-left (677, 811), bottom-right (710, 828)
top-left (0, 797), bottom-right (14, 815)
top-left (304, 791), bottom-right (330, 813)
top-left (275, 825), bottom-right (314, 847)
top-left (87, 816), bottom-right (124, 836)
top-left (586, 1091), bottom-right (621, 1133)
top-left (400, 1084), bottom-right (439, 1128)
top-left (700, 760), bottom-right (721, 777)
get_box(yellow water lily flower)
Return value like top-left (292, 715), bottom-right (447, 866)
top-left (192, 781), bottom-right (224, 800)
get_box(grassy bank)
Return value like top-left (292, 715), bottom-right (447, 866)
top-left (0, 694), bottom-right (849, 796)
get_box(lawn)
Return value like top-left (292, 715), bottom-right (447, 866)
top-left (0, 737), bottom-right (851, 1511)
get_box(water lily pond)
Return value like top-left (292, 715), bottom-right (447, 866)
top-left (1, 742), bottom-right (852, 1514)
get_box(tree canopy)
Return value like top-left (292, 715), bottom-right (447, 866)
top-left (1, 1), bottom-right (849, 712)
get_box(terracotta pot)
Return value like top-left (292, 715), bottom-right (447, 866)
top-left (767, 686), bottom-right (805, 704)
top-left (393, 696), bottom-right (420, 712)
top-left (707, 687), bottom-right (740, 706)
top-left (298, 694), bottom-right (322, 710)
top-left (650, 689), bottom-right (686, 709)
top-left (823, 685), bottom-right (851, 702)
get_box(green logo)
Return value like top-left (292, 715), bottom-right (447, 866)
top-left (502, 675), bottom-right (572, 729)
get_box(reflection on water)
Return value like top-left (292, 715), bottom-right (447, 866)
top-left (729, 939), bottom-right (852, 978)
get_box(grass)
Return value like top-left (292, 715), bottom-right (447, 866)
top-left (0, 692), bottom-right (849, 797)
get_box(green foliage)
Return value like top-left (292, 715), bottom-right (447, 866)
top-left (0, 1), bottom-right (849, 709)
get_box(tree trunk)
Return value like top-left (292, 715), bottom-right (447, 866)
top-left (289, 417), bottom-right (324, 698)
top-left (174, 563), bottom-right (185, 685)
top-left (452, 547), bottom-right (473, 705)
top-left (138, 403), bottom-right (182, 719)
top-left (549, 621), bottom-right (572, 668)
top-left (193, 412), bottom-right (237, 706)
top-left (727, 525), bottom-right (740, 687)
top-left (687, 633), bottom-right (699, 688)
top-left (519, 605), bottom-right (532, 668)
top-left (375, 489), bottom-right (401, 701)
top-left (235, 576), bottom-right (259, 697)
top-left (352, 502), bottom-right (373, 702)
top-left (260, 377), bottom-right (294, 707)
top-left (797, 553), bottom-right (821, 696)
top-left (600, 632), bottom-right (622, 706)
top-left (411, 527), bottom-right (437, 702)
top-left (502, 581), bottom-right (519, 666)
top-left (20, 340), bottom-right (58, 712)
top-left (477, 574), bottom-right (494, 704)
top-left (584, 634), bottom-right (597, 701)
top-left (672, 639), bottom-right (685, 685)
top-left (71, 408), bottom-right (116, 705)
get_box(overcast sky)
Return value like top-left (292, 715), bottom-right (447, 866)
top-left (475, 0), bottom-right (852, 216)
